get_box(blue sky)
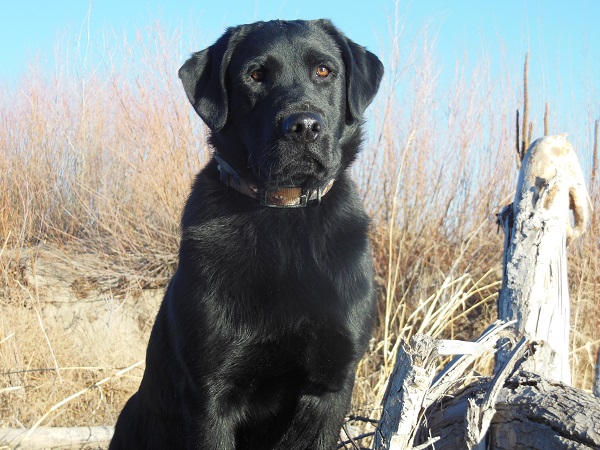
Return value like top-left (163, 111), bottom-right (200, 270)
top-left (1, 1), bottom-right (598, 82)
top-left (1, 0), bottom-right (598, 148)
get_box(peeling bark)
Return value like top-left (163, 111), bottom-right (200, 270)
top-left (497, 135), bottom-right (590, 385)
top-left (420, 372), bottom-right (600, 450)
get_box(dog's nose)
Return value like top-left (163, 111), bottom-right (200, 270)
top-left (283, 112), bottom-right (322, 143)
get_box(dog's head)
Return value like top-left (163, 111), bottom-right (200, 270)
top-left (179, 19), bottom-right (383, 190)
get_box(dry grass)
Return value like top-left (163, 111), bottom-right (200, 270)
top-left (0, 17), bottom-right (598, 443)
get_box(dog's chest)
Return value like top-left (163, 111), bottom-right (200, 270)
top-left (192, 209), bottom-right (362, 297)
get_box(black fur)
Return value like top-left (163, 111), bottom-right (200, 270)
top-left (110, 19), bottom-right (383, 450)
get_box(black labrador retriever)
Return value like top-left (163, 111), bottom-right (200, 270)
top-left (110, 19), bottom-right (383, 450)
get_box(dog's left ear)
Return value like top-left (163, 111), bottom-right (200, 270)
top-left (179, 26), bottom-right (245, 131)
top-left (317, 20), bottom-right (384, 122)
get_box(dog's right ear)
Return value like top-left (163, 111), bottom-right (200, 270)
top-left (315, 20), bottom-right (384, 123)
top-left (179, 27), bottom-right (242, 131)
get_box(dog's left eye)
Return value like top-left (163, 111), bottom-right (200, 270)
top-left (251, 69), bottom-right (266, 82)
top-left (315, 65), bottom-right (331, 78)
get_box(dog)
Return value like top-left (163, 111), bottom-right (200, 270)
top-left (109, 19), bottom-right (383, 450)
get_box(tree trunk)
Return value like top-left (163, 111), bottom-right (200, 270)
top-left (497, 135), bottom-right (590, 384)
top-left (421, 372), bottom-right (600, 449)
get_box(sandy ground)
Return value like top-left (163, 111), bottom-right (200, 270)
top-left (12, 245), bottom-right (164, 362)
top-left (1, 245), bottom-right (166, 440)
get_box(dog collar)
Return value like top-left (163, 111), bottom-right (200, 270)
top-left (214, 154), bottom-right (334, 208)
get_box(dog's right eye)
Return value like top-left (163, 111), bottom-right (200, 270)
top-left (316, 65), bottom-right (331, 78)
top-left (250, 69), bottom-right (265, 82)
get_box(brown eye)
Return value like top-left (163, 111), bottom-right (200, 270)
top-left (316, 65), bottom-right (331, 78)
top-left (251, 69), bottom-right (265, 82)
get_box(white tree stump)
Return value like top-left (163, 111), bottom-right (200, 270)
top-left (496, 135), bottom-right (590, 384)
top-left (374, 135), bottom-right (595, 450)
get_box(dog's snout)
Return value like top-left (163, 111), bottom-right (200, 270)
top-left (283, 112), bottom-right (322, 143)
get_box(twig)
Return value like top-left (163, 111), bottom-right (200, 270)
top-left (2, 365), bottom-right (140, 376)
top-left (14, 360), bottom-right (143, 449)
top-left (0, 386), bottom-right (24, 394)
top-left (516, 109), bottom-right (521, 169)
top-left (413, 436), bottom-right (441, 450)
top-left (340, 423), bottom-right (360, 449)
top-left (592, 119), bottom-right (599, 195)
top-left (0, 230), bottom-right (10, 258)
top-left (465, 336), bottom-right (530, 450)
top-left (428, 320), bottom-right (518, 403)
top-left (383, 130), bottom-right (416, 370)
top-left (337, 432), bottom-right (375, 449)
top-left (347, 415), bottom-right (379, 425)
top-left (0, 333), bottom-right (15, 346)
top-left (15, 256), bottom-right (61, 382)
top-left (521, 52), bottom-right (530, 161)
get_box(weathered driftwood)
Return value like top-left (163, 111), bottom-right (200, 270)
top-left (497, 135), bottom-right (590, 384)
top-left (463, 337), bottom-right (529, 450)
top-left (422, 371), bottom-right (600, 449)
top-left (373, 335), bottom-right (440, 450)
top-left (375, 135), bottom-right (595, 449)
top-left (374, 322), bottom-right (519, 450)
top-left (376, 333), bottom-right (600, 450)
top-left (0, 426), bottom-right (113, 449)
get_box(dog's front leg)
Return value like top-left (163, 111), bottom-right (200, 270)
top-left (273, 375), bottom-right (355, 450)
top-left (188, 417), bottom-right (236, 450)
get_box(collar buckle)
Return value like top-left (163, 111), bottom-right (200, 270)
top-left (215, 153), bottom-right (240, 186)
